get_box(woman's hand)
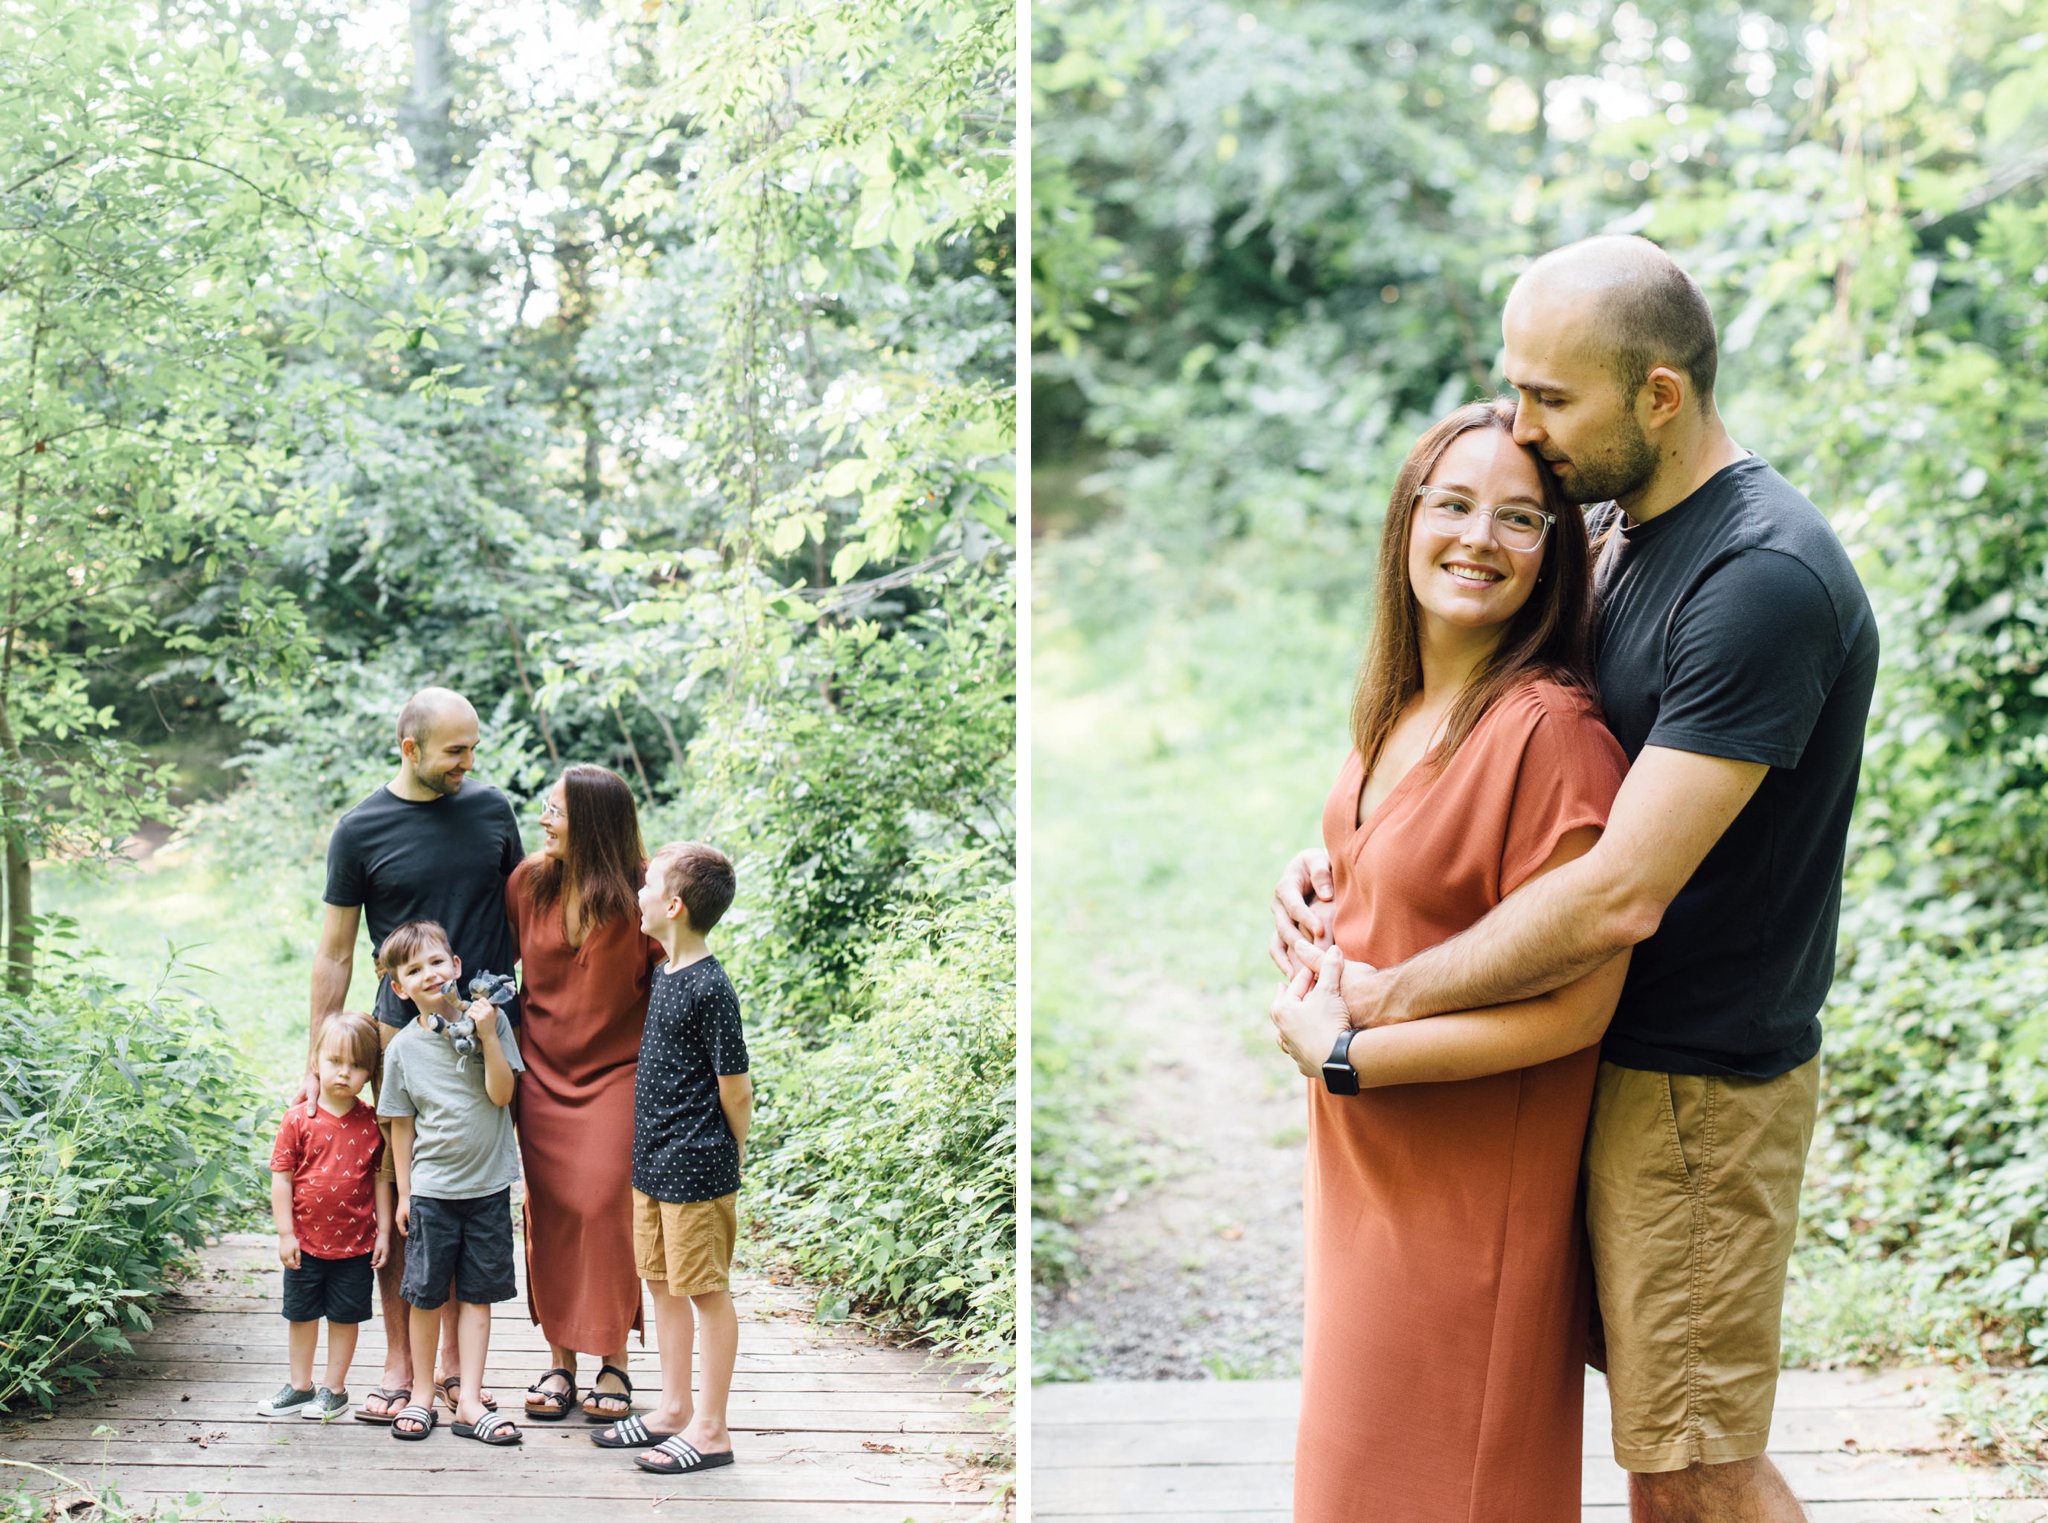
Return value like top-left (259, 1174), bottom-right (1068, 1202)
top-left (1269, 849), bottom-right (1335, 977)
top-left (1271, 946), bottom-right (1350, 1080)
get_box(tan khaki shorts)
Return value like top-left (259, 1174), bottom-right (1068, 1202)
top-left (1583, 1055), bottom-right (1821, 1473)
top-left (632, 1187), bottom-right (737, 1296)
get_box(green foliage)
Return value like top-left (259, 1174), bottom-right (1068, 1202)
top-left (0, 948), bottom-right (266, 1412)
top-left (744, 869), bottom-right (1015, 1387)
top-left (682, 566), bottom-right (1016, 1030)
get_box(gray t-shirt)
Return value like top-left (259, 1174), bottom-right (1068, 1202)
top-left (377, 1011), bottom-right (525, 1200)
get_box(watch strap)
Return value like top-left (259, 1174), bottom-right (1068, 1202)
top-left (1322, 1028), bottom-right (1361, 1095)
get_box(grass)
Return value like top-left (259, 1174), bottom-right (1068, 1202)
top-left (1030, 522), bottom-right (1359, 1252)
top-left (36, 839), bottom-right (376, 1096)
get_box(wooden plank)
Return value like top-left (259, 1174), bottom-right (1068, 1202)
top-left (18, 1398), bottom-right (999, 1432)
top-left (1032, 1368), bottom-right (1955, 1426)
top-left (97, 1498), bottom-right (990, 1522)
top-left (3, 1429), bottom-right (979, 1462)
top-left (1034, 1406), bottom-right (1959, 1469)
top-left (0, 1454), bottom-right (986, 1502)
top-left (0, 1234), bottom-right (1010, 1518)
top-left (1036, 1454), bottom-right (2038, 1513)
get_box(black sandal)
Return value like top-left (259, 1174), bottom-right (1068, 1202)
top-left (524, 1367), bottom-right (577, 1421)
top-left (580, 1362), bottom-right (633, 1422)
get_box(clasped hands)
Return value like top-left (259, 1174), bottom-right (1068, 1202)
top-left (1267, 848), bottom-right (1395, 1078)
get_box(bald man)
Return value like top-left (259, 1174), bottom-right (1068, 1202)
top-left (1272, 237), bottom-right (1877, 1522)
top-left (309, 686), bottom-right (525, 1423)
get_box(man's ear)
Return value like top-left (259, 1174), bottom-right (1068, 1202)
top-left (1641, 365), bottom-right (1687, 430)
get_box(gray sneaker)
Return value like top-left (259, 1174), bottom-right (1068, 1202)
top-left (257, 1383), bottom-right (315, 1417)
top-left (301, 1387), bottom-right (350, 1422)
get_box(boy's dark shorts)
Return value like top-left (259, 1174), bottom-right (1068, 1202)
top-left (400, 1188), bottom-right (516, 1309)
top-left (282, 1250), bottom-right (374, 1324)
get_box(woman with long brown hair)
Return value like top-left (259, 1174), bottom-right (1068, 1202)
top-left (1268, 398), bottom-right (1632, 1521)
top-left (507, 764), bottom-right (662, 1426)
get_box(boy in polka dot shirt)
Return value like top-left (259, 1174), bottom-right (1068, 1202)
top-left (263, 1010), bottom-right (392, 1422)
top-left (593, 842), bottom-right (751, 1476)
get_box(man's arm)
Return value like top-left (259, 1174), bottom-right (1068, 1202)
top-left (1340, 745), bottom-right (1766, 1028)
top-left (309, 902), bottom-right (361, 1055)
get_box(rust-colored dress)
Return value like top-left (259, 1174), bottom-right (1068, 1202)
top-left (508, 859), bottom-right (664, 1353)
top-left (1296, 680), bottom-right (1628, 1523)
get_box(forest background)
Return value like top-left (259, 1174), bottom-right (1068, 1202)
top-left (0, 0), bottom-right (1016, 1418)
top-left (1032, 0), bottom-right (2048, 1441)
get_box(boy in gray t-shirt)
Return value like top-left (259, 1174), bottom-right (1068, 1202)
top-left (374, 921), bottom-right (526, 1447)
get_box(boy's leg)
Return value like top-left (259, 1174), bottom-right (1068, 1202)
top-left (286, 1319), bottom-right (318, 1391)
top-left (642, 1279), bottom-right (696, 1434)
top-left (453, 1300), bottom-right (495, 1426)
top-left (399, 1303), bottom-right (440, 1433)
top-left (679, 1290), bottom-right (736, 1455)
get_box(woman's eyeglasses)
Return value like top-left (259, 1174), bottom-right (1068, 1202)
top-left (1415, 487), bottom-right (1554, 551)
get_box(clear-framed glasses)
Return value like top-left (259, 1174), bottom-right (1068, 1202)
top-left (1415, 487), bottom-right (1555, 551)
top-left (539, 798), bottom-right (566, 823)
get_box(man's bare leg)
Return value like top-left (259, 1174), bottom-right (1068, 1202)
top-left (1631, 1456), bottom-right (1805, 1523)
top-left (369, 1249), bottom-right (411, 1417)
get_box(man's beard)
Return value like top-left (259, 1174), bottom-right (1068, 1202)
top-left (1556, 414), bottom-right (1658, 506)
top-left (418, 765), bottom-right (466, 796)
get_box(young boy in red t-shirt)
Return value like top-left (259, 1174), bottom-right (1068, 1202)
top-left (263, 1010), bottom-right (393, 1420)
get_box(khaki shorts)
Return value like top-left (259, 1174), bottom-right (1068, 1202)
top-left (632, 1187), bottom-right (737, 1296)
top-left (1583, 1055), bottom-right (1821, 1473)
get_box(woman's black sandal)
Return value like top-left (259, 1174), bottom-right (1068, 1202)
top-left (581, 1363), bottom-right (634, 1422)
top-left (525, 1367), bottom-right (577, 1421)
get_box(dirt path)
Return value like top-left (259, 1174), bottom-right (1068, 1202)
top-left (1034, 971), bottom-right (1309, 1380)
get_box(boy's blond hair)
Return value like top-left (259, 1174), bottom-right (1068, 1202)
top-left (652, 842), bottom-right (736, 932)
top-left (318, 1010), bottom-right (382, 1073)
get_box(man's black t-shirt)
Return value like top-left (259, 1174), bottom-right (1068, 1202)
top-left (632, 955), bottom-right (749, 1204)
top-left (322, 783), bottom-right (526, 1027)
top-left (1591, 455), bottom-right (1878, 1078)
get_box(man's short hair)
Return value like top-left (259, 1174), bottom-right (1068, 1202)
top-left (374, 920), bottom-right (452, 987)
top-left (1596, 246), bottom-right (1719, 407)
top-left (653, 843), bottom-right (737, 933)
top-left (396, 687), bottom-right (471, 750)
top-left (318, 1009), bottom-right (382, 1073)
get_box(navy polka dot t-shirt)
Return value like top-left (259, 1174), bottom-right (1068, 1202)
top-left (632, 954), bottom-right (749, 1204)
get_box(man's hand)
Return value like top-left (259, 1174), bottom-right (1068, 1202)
top-left (1338, 957), bottom-right (1404, 1030)
top-left (1270, 947), bottom-right (1350, 1080)
top-left (277, 1232), bottom-right (302, 1271)
top-left (371, 1230), bottom-right (390, 1271)
top-left (1269, 848), bottom-right (1336, 977)
top-left (395, 1195), bottom-right (411, 1239)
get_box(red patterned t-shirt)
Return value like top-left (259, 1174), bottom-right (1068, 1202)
top-left (269, 1100), bottom-right (383, 1258)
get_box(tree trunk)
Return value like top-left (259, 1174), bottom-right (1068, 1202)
top-left (0, 688), bottom-right (32, 995)
top-left (401, 0), bottom-right (455, 186)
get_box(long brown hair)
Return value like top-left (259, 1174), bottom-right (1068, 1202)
top-left (1348, 397), bottom-right (1594, 777)
top-left (524, 764), bottom-right (647, 938)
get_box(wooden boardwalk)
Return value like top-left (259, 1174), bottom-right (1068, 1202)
top-left (1035, 1373), bottom-right (2047, 1521)
top-left (0, 1233), bottom-right (1007, 1521)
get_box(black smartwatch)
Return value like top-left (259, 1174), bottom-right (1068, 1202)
top-left (1322, 1028), bottom-right (1360, 1095)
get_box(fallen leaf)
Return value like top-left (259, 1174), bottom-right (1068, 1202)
top-left (861, 1440), bottom-right (903, 1454)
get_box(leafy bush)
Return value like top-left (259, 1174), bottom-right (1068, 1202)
top-left (0, 954), bottom-right (267, 1411)
top-left (743, 866), bottom-right (1015, 1391)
